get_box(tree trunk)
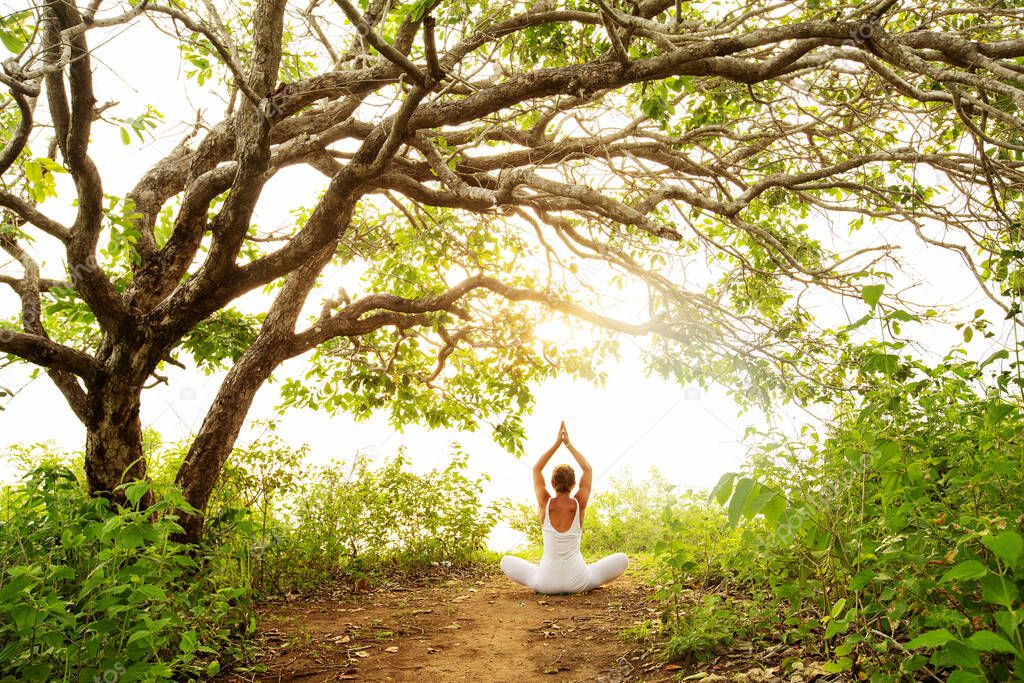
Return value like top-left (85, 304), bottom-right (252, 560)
top-left (175, 338), bottom-right (279, 541)
top-left (83, 376), bottom-right (150, 506)
top-left (174, 239), bottom-right (339, 542)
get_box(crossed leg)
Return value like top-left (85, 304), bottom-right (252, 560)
top-left (500, 555), bottom-right (538, 590)
top-left (501, 553), bottom-right (628, 593)
top-left (584, 552), bottom-right (629, 590)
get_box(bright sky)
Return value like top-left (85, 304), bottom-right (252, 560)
top-left (1, 5), bottom-right (1018, 549)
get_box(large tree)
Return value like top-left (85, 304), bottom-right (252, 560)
top-left (0, 0), bottom-right (1021, 539)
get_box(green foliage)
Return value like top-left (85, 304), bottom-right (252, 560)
top-left (21, 157), bottom-right (66, 203)
top-left (112, 105), bottom-right (164, 146)
top-left (506, 471), bottom-right (759, 662)
top-left (178, 308), bottom-right (265, 373)
top-left (0, 465), bottom-right (252, 682)
top-left (99, 195), bottom-right (144, 276)
top-left (655, 594), bottom-right (768, 663)
top-left (0, 436), bottom-right (504, 678)
top-left (0, 10), bottom-right (32, 54)
top-left (272, 202), bottom-right (614, 455)
top-left (706, 346), bottom-right (1024, 679)
top-left (259, 447), bottom-right (500, 593)
top-left (635, 479), bottom-right (760, 663)
top-left (584, 470), bottom-right (688, 556)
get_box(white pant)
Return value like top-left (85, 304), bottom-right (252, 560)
top-left (500, 552), bottom-right (629, 594)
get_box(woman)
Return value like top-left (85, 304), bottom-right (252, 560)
top-left (500, 422), bottom-right (629, 594)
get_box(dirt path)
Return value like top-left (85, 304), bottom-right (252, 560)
top-left (230, 570), bottom-right (666, 682)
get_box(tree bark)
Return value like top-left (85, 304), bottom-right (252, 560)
top-left (174, 337), bottom-right (280, 541)
top-left (83, 374), bottom-right (149, 504)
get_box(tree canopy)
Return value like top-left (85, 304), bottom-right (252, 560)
top-left (0, 0), bottom-right (1022, 537)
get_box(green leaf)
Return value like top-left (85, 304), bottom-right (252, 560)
top-left (980, 349), bottom-right (1010, 368)
top-left (940, 560), bottom-right (990, 583)
top-left (744, 488), bottom-right (776, 519)
top-left (99, 515), bottom-right (123, 541)
top-left (982, 530), bottom-right (1023, 567)
top-left (946, 672), bottom-right (987, 683)
top-left (981, 574), bottom-right (1019, 607)
top-left (886, 309), bottom-right (919, 323)
top-left (905, 628), bottom-right (956, 649)
top-left (124, 480), bottom-right (151, 508)
top-left (0, 29), bottom-right (25, 54)
top-left (987, 402), bottom-right (1016, 424)
top-left (822, 657), bottom-right (852, 672)
top-left (842, 313), bottom-right (872, 332)
top-left (900, 654), bottom-right (929, 674)
top-left (965, 630), bottom-right (1018, 654)
top-left (119, 526), bottom-right (145, 549)
top-left (710, 472), bottom-right (736, 506)
top-left (761, 494), bottom-right (786, 526)
top-left (131, 584), bottom-right (167, 603)
top-left (862, 284), bottom-right (885, 307)
top-left (181, 630), bottom-right (199, 653)
top-left (126, 629), bottom-right (153, 646)
top-left (824, 616), bottom-right (850, 639)
top-left (995, 610), bottom-right (1022, 641)
top-left (19, 663), bottom-right (52, 681)
top-left (407, 0), bottom-right (432, 21)
top-left (120, 127), bottom-right (131, 145)
top-left (727, 477), bottom-right (755, 526)
top-left (849, 569), bottom-right (875, 590)
top-left (862, 352), bottom-right (900, 374)
top-left (933, 641), bottom-right (982, 670)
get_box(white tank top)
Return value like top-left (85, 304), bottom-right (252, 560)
top-left (535, 497), bottom-right (589, 593)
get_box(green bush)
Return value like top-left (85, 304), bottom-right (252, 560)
top-left (258, 446), bottom-right (501, 593)
top-left (0, 437), bottom-right (504, 678)
top-left (583, 470), bottom-right (686, 556)
top-left (653, 593), bottom-right (766, 662)
top-left (708, 349), bottom-right (1024, 680)
top-left (0, 465), bottom-right (252, 682)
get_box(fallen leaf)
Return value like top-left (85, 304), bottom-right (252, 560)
top-left (385, 646), bottom-right (399, 653)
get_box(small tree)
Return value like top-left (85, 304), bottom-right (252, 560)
top-left (0, 0), bottom-right (1021, 539)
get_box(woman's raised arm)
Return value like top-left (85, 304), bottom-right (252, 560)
top-left (532, 425), bottom-right (563, 508)
top-left (563, 427), bottom-right (593, 505)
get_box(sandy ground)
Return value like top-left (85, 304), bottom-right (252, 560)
top-left (225, 570), bottom-right (667, 682)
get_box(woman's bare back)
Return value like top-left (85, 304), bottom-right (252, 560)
top-left (541, 494), bottom-right (586, 532)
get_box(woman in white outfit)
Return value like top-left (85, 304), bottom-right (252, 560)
top-left (500, 422), bottom-right (629, 594)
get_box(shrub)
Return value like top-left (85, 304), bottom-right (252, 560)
top-left (258, 446), bottom-right (500, 593)
top-left (0, 465), bottom-right (252, 682)
top-left (709, 350), bottom-right (1024, 680)
top-left (0, 436), bottom-right (505, 678)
